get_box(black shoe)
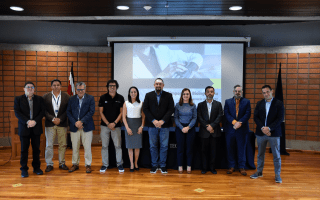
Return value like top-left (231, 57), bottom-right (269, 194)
top-left (45, 165), bottom-right (53, 172)
top-left (210, 169), bottom-right (217, 174)
top-left (150, 167), bottom-right (158, 174)
top-left (33, 168), bottom-right (43, 175)
top-left (59, 164), bottom-right (69, 170)
top-left (21, 170), bottom-right (29, 178)
top-left (130, 168), bottom-right (134, 172)
top-left (134, 167), bottom-right (139, 171)
top-left (160, 167), bottom-right (168, 174)
top-left (201, 170), bottom-right (207, 174)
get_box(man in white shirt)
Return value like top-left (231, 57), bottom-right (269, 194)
top-left (43, 79), bottom-right (70, 172)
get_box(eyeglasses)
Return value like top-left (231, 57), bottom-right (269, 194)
top-left (77, 89), bottom-right (85, 92)
top-left (25, 86), bottom-right (35, 89)
top-left (109, 85), bottom-right (117, 88)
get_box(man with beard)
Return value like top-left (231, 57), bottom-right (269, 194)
top-left (197, 86), bottom-right (223, 174)
top-left (14, 81), bottom-right (45, 178)
top-left (143, 78), bottom-right (174, 174)
top-left (224, 85), bottom-right (251, 176)
top-left (250, 85), bottom-right (284, 183)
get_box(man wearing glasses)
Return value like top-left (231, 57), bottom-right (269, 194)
top-left (67, 82), bottom-right (95, 173)
top-left (43, 79), bottom-right (70, 172)
top-left (98, 80), bottom-right (125, 173)
top-left (14, 82), bottom-right (45, 178)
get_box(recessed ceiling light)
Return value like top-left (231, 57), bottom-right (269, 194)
top-left (10, 6), bottom-right (24, 11)
top-left (117, 6), bottom-right (129, 10)
top-left (229, 6), bottom-right (242, 11)
top-left (143, 5), bottom-right (152, 11)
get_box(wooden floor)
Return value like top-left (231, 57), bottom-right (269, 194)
top-left (0, 147), bottom-right (320, 200)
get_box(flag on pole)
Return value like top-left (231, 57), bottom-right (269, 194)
top-left (67, 63), bottom-right (75, 96)
top-left (275, 63), bottom-right (290, 155)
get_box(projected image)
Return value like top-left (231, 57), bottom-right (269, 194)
top-left (131, 43), bottom-right (222, 105)
top-left (133, 44), bottom-right (221, 79)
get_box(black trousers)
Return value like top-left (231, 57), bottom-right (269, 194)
top-left (19, 129), bottom-right (41, 171)
top-left (201, 135), bottom-right (219, 171)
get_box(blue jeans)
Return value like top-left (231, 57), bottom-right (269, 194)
top-left (148, 127), bottom-right (169, 168)
top-left (256, 135), bottom-right (281, 176)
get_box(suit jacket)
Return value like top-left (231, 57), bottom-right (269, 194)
top-left (14, 94), bottom-right (45, 136)
top-left (254, 98), bottom-right (284, 137)
top-left (43, 91), bottom-right (70, 127)
top-left (224, 97), bottom-right (251, 134)
top-left (197, 100), bottom-right (223, 138)
top-left (67, 94), bottom-right (95, 132)
top-left (143, 90), bottom-right (174, 128)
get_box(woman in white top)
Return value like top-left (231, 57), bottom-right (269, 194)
top-left (122, 86), bottom-right (145, 172)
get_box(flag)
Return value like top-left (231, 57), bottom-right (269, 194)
top-left (67, 63), bottom-right (75, 96)
top-left (275, 63), bottom-right (290, 155)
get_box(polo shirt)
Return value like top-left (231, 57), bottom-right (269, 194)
top-left (98, 92), bottom-right (124, 127)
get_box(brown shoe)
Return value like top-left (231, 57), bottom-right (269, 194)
top-left (86, 165), bottom-right (92, 173)
top-left (68, 165), bottom-right (79, 173)
top-left (227, 167), bottom-right (235, 174)
top-left (45, 165), bottom-right (53, 172)
top-left (239, 168), bottom-right (247, 176)
top-left (59, 164), bottom-right (69, 170)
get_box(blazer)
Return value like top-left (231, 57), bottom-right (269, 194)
top-left (197, 100), bottom-right (223, 138)
top-left (254, 98), bottom-right (284, 137)
top-left (67, 94), bottom-right (95, 132)
top-left (143, 90), bottom-right (175, 128)
top-left (224, 97), bottom-right (251, 134)
top-left (14, 94), bottom-right (45, 136)
top-left (43, 91), bottom-right (70, 127)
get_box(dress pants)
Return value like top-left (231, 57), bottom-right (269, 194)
top-left (45, 126), bottom-right (67, 166)
top-left (175, 124), bottom-right (196, 166)
top-left (201, 135), bottom-right (219, 171)
top-left (225, 131), bottom-right (247, 169)
top-left (19, 128), bottom-right (41, 171)
top-left (100, 125), bottom-right (123, 167)
top-left (70, 129), bottom-right (93, 166)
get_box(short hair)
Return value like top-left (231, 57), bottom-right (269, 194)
top-left (205, 86), bottom-right (214, 93)
top-left (178, 88), bottom-right (194, 106)
top-left (76, 82), bottom-right (86, 89)
top-left (24, 81), bottom-right (35, 87)
top-left (234, 84), bottom-right (242, 90)
top-left (128, 86), bottom-right (141, 103)
top-left (154, 78), bottom-right (164, 84)
top-left (51, 79), bottom-right (61, 86)
top-left (106, 80), bottom-right (119, 89)
top-left (262, 85), bottom-right (272, 90)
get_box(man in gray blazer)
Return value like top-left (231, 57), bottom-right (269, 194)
top-left (197, 86), bottom-right (223, 174)
top-left (43, 79), bottom-right (70, 172)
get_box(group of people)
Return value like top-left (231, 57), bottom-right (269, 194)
top-left (14, 78), bottom-right (284, 183)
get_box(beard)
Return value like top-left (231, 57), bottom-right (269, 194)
top-left (156, 87), bottom-right (162, 92)
top-left (206, 95), bottom-right (213, 100)
top-left (234, 95), bottom-right (241, 99)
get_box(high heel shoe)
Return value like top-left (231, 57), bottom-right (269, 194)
top-left (187, 166), bottom-right (191, 174)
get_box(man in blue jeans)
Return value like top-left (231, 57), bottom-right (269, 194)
top-left (251, 85), bottom-right (284, 183)
top-left (143, 78), bottom-right (174, 174)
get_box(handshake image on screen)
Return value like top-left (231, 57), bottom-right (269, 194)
top-left (157, 61), bottom-right (200, 78)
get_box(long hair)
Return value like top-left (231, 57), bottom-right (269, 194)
top-left (128, 86), bottom-right (140, 103)
top-left (178, 88), bottom-right (194, 106)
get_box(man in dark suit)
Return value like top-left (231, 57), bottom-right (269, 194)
top-left (14, 81), bottom-right (45, 178)
top-left (143, 78), bottom-right (174, 174)
top-left (43, 79), bottom-right (70, 172)
top-left (197, 86), bottom-right (223, 174)
top-left (67, 82), bottom-right (95, 173)
top-left (250, 85), bottom-right (284, 183)
top-left (224, 85), bottom-right (251, 176)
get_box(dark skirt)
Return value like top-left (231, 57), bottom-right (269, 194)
top-left (125, 117), bottom-right (143, 149)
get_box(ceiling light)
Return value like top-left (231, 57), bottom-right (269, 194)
top-left (117, 6), bottom-right (129, 10)
top-left (143, 5), bottom-right (152, 11)
top-left (229, 6), bottom-right (242, 11)
top-left (10, 6), bottom-right (24, 11)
